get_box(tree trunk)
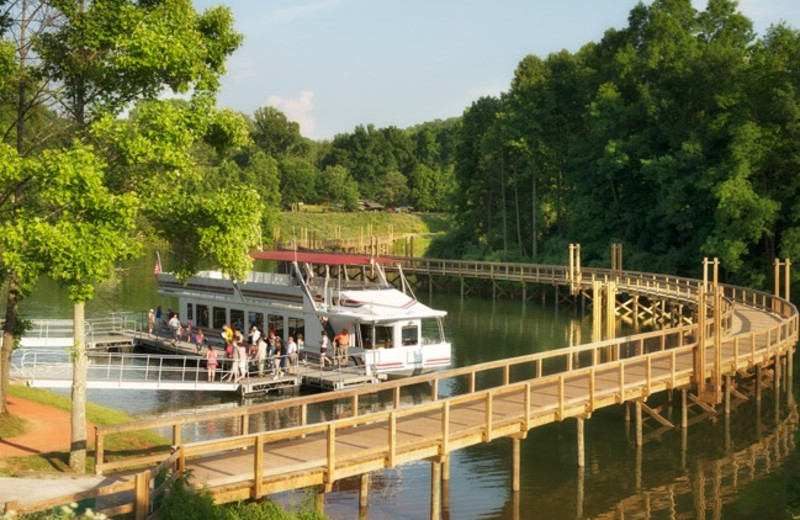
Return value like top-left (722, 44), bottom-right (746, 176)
top-left (532, 174), bottom-right (538, 261)
top-left (514, 168), bottom-right (524, 258)
top-left (501, 163), bottom-right (508, 257)
top-left (0, 277), bottom-right (20, 415)
top-left (69, 301), bottom-right (87, 473)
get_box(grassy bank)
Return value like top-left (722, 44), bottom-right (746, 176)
top-left (2, 385), bottom-right (167, 475)
top-left (278, 211), bottom-right (451, 241)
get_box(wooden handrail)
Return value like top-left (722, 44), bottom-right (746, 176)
top-left (94, 260), bottom-right (798, 475)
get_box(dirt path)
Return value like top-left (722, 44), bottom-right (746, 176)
top-left (0, 396), bottom-right (91, 458)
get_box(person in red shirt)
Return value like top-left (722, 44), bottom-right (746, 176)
top-left (333, 328), bottom-right (350, 365)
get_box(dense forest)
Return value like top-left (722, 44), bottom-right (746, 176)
top-left (436, 0), bottom-right (800, 290)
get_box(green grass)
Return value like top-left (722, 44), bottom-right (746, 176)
top-left (277, 212), bottom-right (451, 255)
top-left (2, 385), bottom-right (168, 475)
top-left (0, 412), bottom-right (28, 438)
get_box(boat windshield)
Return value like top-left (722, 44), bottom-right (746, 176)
top-left (421, 317), bottom-right (445, 345)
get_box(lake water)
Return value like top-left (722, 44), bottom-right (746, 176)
top-left (23, 254), bottom-right (800, 519)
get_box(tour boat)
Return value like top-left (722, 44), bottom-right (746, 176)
top-left (156, 251), bottom-right (451, 377)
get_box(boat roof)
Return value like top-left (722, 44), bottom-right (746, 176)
top-left (250, 250), bottom-right (400, 266)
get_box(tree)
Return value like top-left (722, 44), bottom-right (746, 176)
top-left (27, 144), bottom-right (138, 472)
top-left (279, 157), bottom-right (318, 206)
top-left (0, 0), bottom-right (245, 472)
top-left (250, 106), bottom-right (307, 157)
top-left (377, 170), bottom-right (409, 207)
top-left (318, 165), bottom-right (359, 211)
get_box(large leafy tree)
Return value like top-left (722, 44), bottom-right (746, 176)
top-left (0, 0), bottom-right (249, 473)
top-left (250, 106), bottom-right (307, 158)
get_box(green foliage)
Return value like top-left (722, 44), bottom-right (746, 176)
top-left (37, 0), bottom-right (242, 124)
top-left (158, 471), bottom-right (222, 520)
top-left (27, 144), bottom-right (139, 302)
top-left (446, 0), bottom-right (800, 288)
top-left (222, 496), bottom-right (326, 520)
top-left (377, 170), bottom-right (409, 207)
top-left (279, 157), bottom-right (318, 206)
top-left (250, 106), bottom-right (307, 158)
top-left (317, 165), bottom-right (359, 211)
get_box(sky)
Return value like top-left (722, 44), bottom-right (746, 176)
top-left (192, 0), bottom-right (800, 141)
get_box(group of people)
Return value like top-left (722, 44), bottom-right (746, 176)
top-left (147, 307), bottom-right (205, 347)
top-left (207, 324), bottom-right (303, 383)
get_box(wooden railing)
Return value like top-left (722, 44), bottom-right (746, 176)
top-left (94, 322), bottom-right (695, 473)
top-left (2, 451), bottom-right (179, 520)
top-left (93, 261), bottom-right (797, 483)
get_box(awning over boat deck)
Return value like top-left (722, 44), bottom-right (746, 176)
top-left (251, 250), bottom-right (401, 266)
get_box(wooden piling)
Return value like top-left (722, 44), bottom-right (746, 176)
top-left (635, 400), bottom-right (643, 446)
top-left (431, 459), bottom-right (441, 520)
top-left (359, 472), bottom-right (370, 511)
top-left (576, 418), bottom-right (585, 468)
top-left (512, 436), bottom-right (521, 491)
top-left (681, 389), bottom-right (688, 429)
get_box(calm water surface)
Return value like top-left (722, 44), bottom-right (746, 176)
top-left (24, 255), bottom-right (800, 519)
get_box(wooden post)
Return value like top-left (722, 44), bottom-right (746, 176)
top-left (442, 455), bottom-right (451, 514)
top-left (576, 417), bottom-right (585, 468)
top-left (713, 287), bottom-right (723, 404)
top-left (431, 459), bottom-right (442, 520)
top-left (569, 243), bottom-right (575, 290)
top-left (512, 436), bottom-right (521, 491)
top-left (775, 354), bottom-right (782, 421)
top-left (724, 375), bottom-right (731, 417)
top-left (172, 424), bottom-right (181, 448)
top-left (253, 434), bottom-right (264, 499)
top-left (681, 388), bottom-right (688, 429)
top-left (134, 470), bottom-right (150, 520)
top-left (95, 428), bottom-right (104, 475)
top-left (696, 287), bottom-right (707, 390)
top-left (786, 259), bottom-right (792, 303)
top-left (359, 472), bottom-right (370, 512)
top-left (592, 281), bottom-right (603, 357)
top-left (635, 400), bottom-right (643, 447)
top-left (605, 281), bottom-right (616, 341)
top-left (316, 485), bottom-right (325, 514)
top-left (326, 424), bottom-right (336, 486)
top-left (755, 364), bottom-right (762, 405)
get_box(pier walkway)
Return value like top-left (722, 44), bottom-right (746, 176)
top-left (10, 349), bottom-right (376, 395)
top-left (5, 255), bottom-right (798, 519)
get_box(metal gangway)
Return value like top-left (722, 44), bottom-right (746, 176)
top-left (10, 349), bottom-right (242, 392)
top-left (3, 313), bottom-right (143, 349)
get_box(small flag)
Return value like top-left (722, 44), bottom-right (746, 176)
top-left (154, 252), bottom-right (162, 276)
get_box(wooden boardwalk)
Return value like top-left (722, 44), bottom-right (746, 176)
top-left (9, 257), bottom-right (797, 519)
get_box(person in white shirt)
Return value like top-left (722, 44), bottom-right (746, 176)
top-left (287, 336), bottom-right (298, 375)
top-left (256, 336), bottom-right (267, 376)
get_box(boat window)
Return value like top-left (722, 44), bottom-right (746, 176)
top-left (231, 309), bottom-right (245, 333)
top-left (187, 303), bottom-right (193, 321)
top-left (402, 325), bottom-right (418, 346)
top-left (197, 305), bottom-right (210, 329)
top-left (360, 324), bottom-right (374, 349)
top-left (375, 326), bottom-right (393, 349)
top-left (268, 314), bottom-right (284, 340)
top-left (421, 317), bottom-right (443, 345)
top-left (249, 312), bottom-right (264, 332)
top-left (289, 317), bottom-right (305, 343)
top-left (213, 307), bottom-right (226, 330)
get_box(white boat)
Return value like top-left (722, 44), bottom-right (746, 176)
top-left (156, 251), bottom-right (451, 378)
